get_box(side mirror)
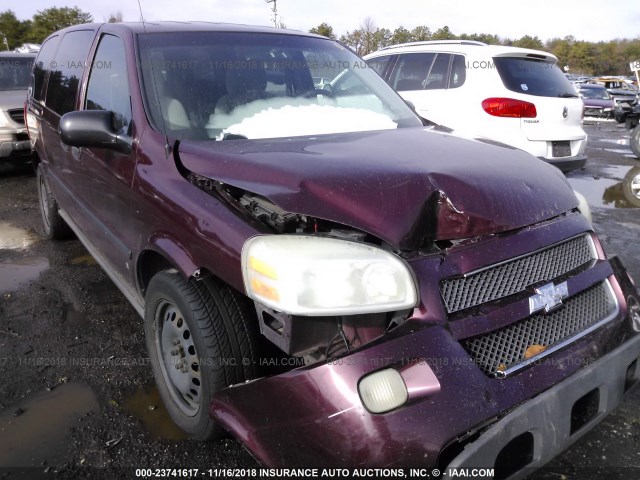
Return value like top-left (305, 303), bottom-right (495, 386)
top-left (59, 110), bottom-right (132, 154)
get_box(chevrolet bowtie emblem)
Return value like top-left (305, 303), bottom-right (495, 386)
top-left (529, 281), bottom-right (569, 314)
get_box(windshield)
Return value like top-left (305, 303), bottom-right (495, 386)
top-left (138, 31), bottom-right (421, 140)
top-left (0, 56), bottom-right (34, 91)
top-left (579, 87), bottom-right (611, 100)
top-left (494, 57), bottom-right (577, 98)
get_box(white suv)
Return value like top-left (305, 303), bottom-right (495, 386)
top-left (364, 41), bottom-right (587, 172)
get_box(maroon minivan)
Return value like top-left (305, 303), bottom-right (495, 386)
top-left (27, 21), bottom-right (640, 476)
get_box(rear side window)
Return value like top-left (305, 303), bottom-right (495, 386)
top-left (390, 53), bottom-right (436, 91)
top-left (389, 53), bottom-right (461, 91)
top-left (425, 53), bottom-right (450, 90)
top-left (85, 34), bottom-right (132, 135)
top-left (449, 55), bottom-right (466, 89)
top-left (367, 55), bottom-right (393, 76)
top-left (32, 35), bottom-right (60, 101)
top-left (45, 30), bottom-right (95, 115)
top-left (0, 56), bottom-right (33, 90)
top-left (494, 57), bottom-right (577, 98)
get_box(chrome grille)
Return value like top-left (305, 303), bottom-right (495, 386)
top-left (463, 281), bottom-right (618, 377)
top-left (8, 109), bottom-right (24, 125)
top-left (440, 235), bottom-right (595, 313)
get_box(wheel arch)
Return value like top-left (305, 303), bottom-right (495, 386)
top-left (137, 234), bottom-right (206, 297)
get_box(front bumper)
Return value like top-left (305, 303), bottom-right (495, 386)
top-left (445, 329), bottom-right (640, 479)
top-left (210, 254), bottom-right (640, 473)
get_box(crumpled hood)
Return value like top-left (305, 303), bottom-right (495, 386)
top-left (177, 128), bottom-right (578, 249)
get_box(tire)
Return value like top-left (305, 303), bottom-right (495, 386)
top-left (37, 165), bottom-right (73, 240)
top-left (631, 125), bottom-right (640, 159)
top-left (622, 168), bottom-right (640, 208)
top-left (614, 113), bottom-right (626, 124)
top-left (144, 270), bottom-right (258, 440)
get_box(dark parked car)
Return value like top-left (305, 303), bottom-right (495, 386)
top-left (0, 52), bottom-right (35, 164)
top-left (591, 78), bottom-right (640, 123)
top-left (27, 22), bottom-right (640, 475)
top-left (577, 84), bottom-right (614, 118)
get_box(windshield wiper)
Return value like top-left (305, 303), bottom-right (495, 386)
top-left (558, 92), bottom-right (578, 98)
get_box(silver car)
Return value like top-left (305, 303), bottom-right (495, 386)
top-left (0, 52), bottom-right (35, 163)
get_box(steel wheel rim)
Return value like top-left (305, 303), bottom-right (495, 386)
top-left (631, 173), bottom-right (640, 200)
top-left (154, 299), bottom-right (202, 416)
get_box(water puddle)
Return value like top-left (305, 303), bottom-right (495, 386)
top-left (568, 166), bottom-right (640, 209)
top-left (0, 257), bottom-right (49, 295)
top-left (0, 383), bottom-right (99, 467)
top-left (604, 148), bottom-right (632, 154)
top-left (69, 254), bottom-right (97, 266)
top-left (123, 387), bottom-right (187, 441)
top-left (598, 138), bottom-right (630, 146)
top-left (0, 223), bottom-right (39, 250)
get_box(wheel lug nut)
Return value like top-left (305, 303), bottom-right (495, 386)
top-left (174, 362), bottom-right (182, 369)
top-left (171, 349), bottom-right (178, 356)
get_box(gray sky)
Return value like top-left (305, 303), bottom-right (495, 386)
top-left (10, 0), bottom-right (640, 42)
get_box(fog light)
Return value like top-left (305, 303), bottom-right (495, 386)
top-left (629, 297), bottom-right (640, 332)
top-left (358, 369), bottom-right (408, 414)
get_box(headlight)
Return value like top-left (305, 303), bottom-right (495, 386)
top-left (241, 235), bottom-right (418, 316)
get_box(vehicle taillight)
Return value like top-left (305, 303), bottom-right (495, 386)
top-left (481, 98), bottom-right (537, 118)
top-left (23, 102), bottom-right (29, 136)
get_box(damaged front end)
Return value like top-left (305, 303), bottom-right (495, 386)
top-left (172, 132), bottom-right (640, 474)
top-left (205, 222), bottom-right (640, 473)
top-left (184, 169), bottom-right (416, 362)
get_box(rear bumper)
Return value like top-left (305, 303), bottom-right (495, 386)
top-left (0, 138), bottom-right (31, 159)
top-left (540, 154), bottom-right (587, 173)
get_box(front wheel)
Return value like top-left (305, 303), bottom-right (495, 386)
top-left (144, 270), bottom-right (258, 440)
top-left (37, 165), bottom-right (73, 240)
top-left (631, 124), bottom-right (640, 159)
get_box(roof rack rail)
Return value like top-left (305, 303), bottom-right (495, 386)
top-left (380, 40), bottom-right (488, 51)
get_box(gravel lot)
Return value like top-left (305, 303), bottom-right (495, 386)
top-left (0, 120), bottom-right (638, 479)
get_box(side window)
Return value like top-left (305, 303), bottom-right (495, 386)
top-left (366, 56), bottom-right (392, 76)
top-left (45, 30), bottom-right (95, 115)
top-left (390, 53), bottom-right (436, 91)
top-left (424, 53), bottom-right (451, 90)
top-left (85, 35), bottom-right (132, 135)
top-left (449, 54), bottom-right (466, 89)
top-left (32, 35), bottom-right (60, 102)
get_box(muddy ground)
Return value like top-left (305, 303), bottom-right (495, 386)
top-left (0, 120), bottom-right (639, 479)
